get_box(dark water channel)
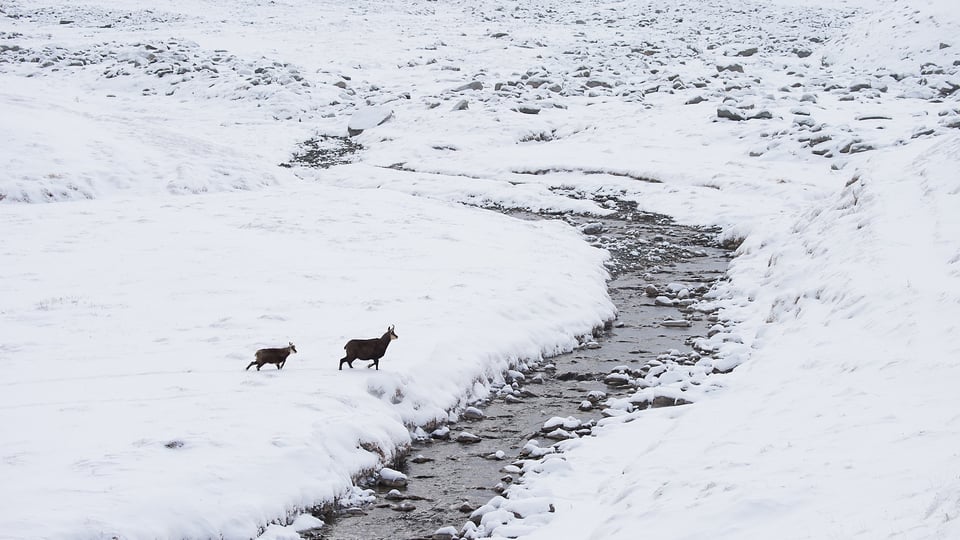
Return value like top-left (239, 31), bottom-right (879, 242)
top-left (313, 198), bottom-right (731, 540)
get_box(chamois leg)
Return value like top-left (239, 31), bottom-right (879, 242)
top-left (245, 361), bottom-right (257, 371)
top-left (339, 356), bottom-right (353, 370)
top-left (367, 359), bottom-right (379, 370)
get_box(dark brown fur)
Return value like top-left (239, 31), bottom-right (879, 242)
top-left (339, 326), bottom-right (398, 371)
top-left (246, 342), bottom-right (297, 371)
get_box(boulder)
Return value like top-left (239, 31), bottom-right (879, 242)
top-left (347, 106), bottom-right (393, 136)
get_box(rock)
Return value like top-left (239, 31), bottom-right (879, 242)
top-left (392, 501), bottom-right (416, 512)
top-left (684, 95), bottom-right (706, 105)
top-left (716, 63), bottom-right (744, 73)
top-left (385, 489), bottom-right (404, 500)
top-left (452, 81), bottom-right (483, 92)
top-left (650, 395), bottom-right (693, 408)
top-left (515, 106), bottom-right (540, 115)
top-left (586, 390), bottom-right (606, 403)
top-left (644, 284), bottom-right (659, 297)
top-left (543, 416), bottom-right (581, 431)
top-left (456, 431), bottom-right (482, 444)
top-left (580, 222), bottom-right (604, 235)
top-left (505, 369), bottom-right (525, 383)
top-left (661, 319), bottom-right (692, 328)
top-left (733, 46), bottom-right (758, 57)
top-left (849, 80), bottom-right (872, 92)
top-left (604, 373), bottom-right (632, 387)
top-left (749, 110), bottom-right (773, 120)
top-left (486, 450), bottom-right (506, 460)
top-left (579, 400), bottom-right (594, 411)
top-left (463, 406), bottom-right (484, 420)
top-left (458, 501), bottom-right (478, 513)
top-left (717, 106), bottom-right (746, 121)
top-left (530, 373), bottom-right (545, 384)
top-left (794, 47), bottom-right (813, 58)
top-left (545, 428), bottom-right (577, 440)
top-left (654, 296), bottom-right (675, 306)
top-left (434, 526), bottom-right (459, 540)
top-left (378, 467), bottom-right (408, 488)
top-left (431, 426), bottom-right (451, 440)
top-left (411, 454), bottom-right (433, 464)
top-left (800, 93), bottom-right (818, 103)
top-left (585, 79), bottom-right (613, 88)
top-left (504, 394), bottom-right (524, 404)
top-left (451, 99), bottom-right (469, 111)
top-left (585, 341), bottom-right (601, 349)
top-left (347, 106), bottom-right (393, 137)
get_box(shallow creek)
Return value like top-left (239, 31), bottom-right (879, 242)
top-left (315, 198), bottom-right (731, 540)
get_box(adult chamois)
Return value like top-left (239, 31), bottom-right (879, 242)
top-left (339, 325), bottom-right (398, 370)
top-left (246, 342), bottom-right (297, 371)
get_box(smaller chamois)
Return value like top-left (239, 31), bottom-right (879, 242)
top-left (246, 342), bottom-right (297, 371)
top-left (339, 325), bottom-right (398, 371)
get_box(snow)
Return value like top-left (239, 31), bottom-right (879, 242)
top-left (2, 0), bottom-right (960, 538)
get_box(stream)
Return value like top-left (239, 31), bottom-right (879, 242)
top-left (313, 195), bottom-right (732, 540)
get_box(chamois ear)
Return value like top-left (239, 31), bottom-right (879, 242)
top-left (388, 325), bottom-right (394, 332)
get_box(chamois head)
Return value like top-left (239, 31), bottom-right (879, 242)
top-left (387, 325), bottom-right (398, 340)
top-left (289, 342), bottom-right (298, 353)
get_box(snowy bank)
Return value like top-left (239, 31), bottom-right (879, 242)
top-left (0, 183), bottom-right (614, 539)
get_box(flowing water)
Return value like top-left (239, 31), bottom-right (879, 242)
top-left (313, 198), bottom-right (731, 540)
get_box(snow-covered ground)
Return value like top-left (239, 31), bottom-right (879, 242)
top-left (2, 0), bottom-right (959, 538)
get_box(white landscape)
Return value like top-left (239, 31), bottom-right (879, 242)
top-left (1, 0), bottom-right (958, 539)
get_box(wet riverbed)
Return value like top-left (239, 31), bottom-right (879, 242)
top-left (316, 199), bottom-right (731, 540)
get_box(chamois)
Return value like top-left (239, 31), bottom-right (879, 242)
top-left (339, 325), bottom-right (398, 371)
top-left (246, 342), bottom-right (297, 371)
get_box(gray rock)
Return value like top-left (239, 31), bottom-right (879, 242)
top-left (716, 63), bottom-right (744, 73)
top-left (585, 79), bottom-right (612, 88)
top-left (685, 95), bottom-right (707, 105)
top-left (654, 296), bottom-right (675, 306)
top-left (734, 46), bottom-right (758, 57)
top-left (604, 373), bottom-right (632, 387)
top-left (463, 406), bottom-right (484, 420)
top-left (392, 501), bottom-right (416, 512)
top-left (849, 81), bottom-right (872, 92)
top-left (456, 431), bottom-right (482, 444)
top-left (515, 106), bottom-right (541, 115)
top-left (644, 284), bottom-right (659, 297)
top-left (580, 222), bottom-right (604, 235)
top-left (434, 526), bottom-right (459, 540)
top-left (717, 106), bottom-right (746, 121)
top-left (451, 99), bottom-right (469, 111)
top-left (347, 106), bottom-right (393, 137)
top-left (452, 81), bottom-right (483, 92)
top-left (587, 390), bottom-right (607, 403)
